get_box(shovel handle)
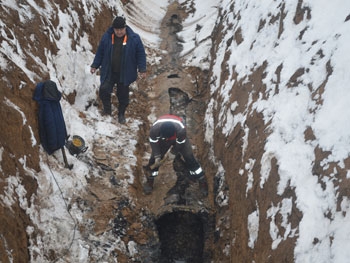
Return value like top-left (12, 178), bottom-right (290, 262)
top-left (149, 146), bottom-right (173, 170)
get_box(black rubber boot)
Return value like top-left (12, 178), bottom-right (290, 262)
top-left (118, 113), bottom-right (126, 124)
top-left (99, 86), bottom-right (112, 116)
top-left (118, 104), bottom-right (127, 124)
top-left (143, 177), bottom-right (154, 195)
top-left (101, 102), bottom-right (111, 116)
top-left (102, 109), bottom-right (111, 116)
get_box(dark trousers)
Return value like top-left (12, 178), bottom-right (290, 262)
top-left (99, 73), bottom-right (129, 113)
top-left (148, 139), bottom-right (201, 174)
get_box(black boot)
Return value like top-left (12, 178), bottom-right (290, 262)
top-left (102, 109), bottom-right (111, 116)
top-left (143, 177), bottom-right (154, 195)
top-left (102, 102), bottom-right (111, 116)
top-left (118, 104), bottom-right (127, 124)
top-left (118, 113), bottom-right (126, 124)
top-left (99, 86), bottom-right (112, 116)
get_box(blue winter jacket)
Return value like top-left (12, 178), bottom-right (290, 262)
top-left (33, 81), bottom-right (67, 155)
top-left (91, 26), bottom-right (146, 86)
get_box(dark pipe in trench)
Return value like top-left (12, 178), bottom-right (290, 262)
top-left (156, 211), bottom-right (204, 263)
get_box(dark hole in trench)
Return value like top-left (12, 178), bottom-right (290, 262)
top-left (156, 211), bottom-right (204, 263)
top-left (168, 73), bottom-right (180, 78)
top-left (168, 87), bottom-right (190, 125)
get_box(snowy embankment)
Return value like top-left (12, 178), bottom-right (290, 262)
top-left (1, 0), bottom-right (167, 262)
top-left (195, 0), bottom-right (350, 262)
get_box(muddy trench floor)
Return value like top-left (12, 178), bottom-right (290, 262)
top-left (79, 82), bottom-right (214, 262)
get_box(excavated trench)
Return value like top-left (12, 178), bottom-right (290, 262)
top-left (144, 87), bottom-right (214, 263)
top-left (86, 3), bottom-right (214, 261)
top-left (136, 3), bottom-right (215, 262)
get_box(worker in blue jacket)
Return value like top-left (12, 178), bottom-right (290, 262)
top-left (90, 16), bottom-right (147, 124)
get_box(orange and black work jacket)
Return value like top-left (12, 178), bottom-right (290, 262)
top-left (149, 114), bottom-right (186, 159)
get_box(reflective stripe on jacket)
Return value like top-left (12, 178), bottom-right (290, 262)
top-left (149, 114), bottom-right (187, 158)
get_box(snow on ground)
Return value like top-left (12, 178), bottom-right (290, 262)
top-left (1, 0), bottom-right (350, 262)
top-left (200, 0), bottom-right (350, 262)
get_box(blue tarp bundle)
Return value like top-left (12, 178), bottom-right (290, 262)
top-left (33, 80), bottom-right (67, 155)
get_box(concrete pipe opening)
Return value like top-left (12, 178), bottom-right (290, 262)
top-left (156, 211), bottom-right (204, 263)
